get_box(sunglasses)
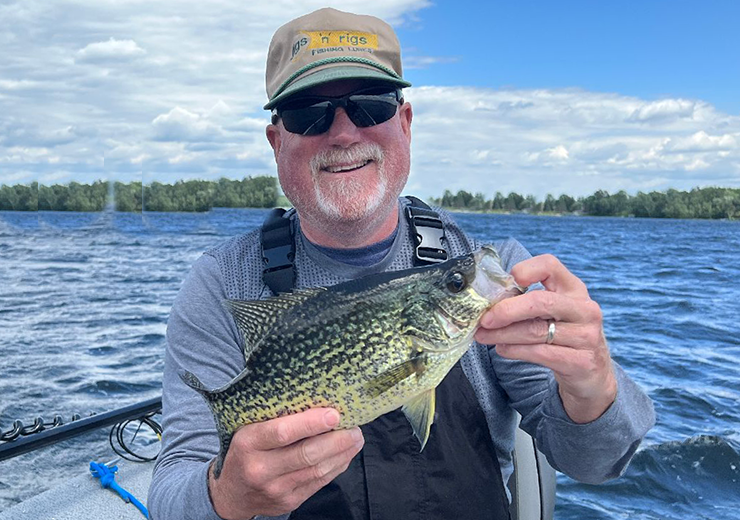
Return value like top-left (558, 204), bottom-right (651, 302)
top-left (273, 87), bottom-right (403, 136)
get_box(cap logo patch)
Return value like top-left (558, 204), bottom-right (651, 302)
top-left (291, 30), bottom-right (378, 60)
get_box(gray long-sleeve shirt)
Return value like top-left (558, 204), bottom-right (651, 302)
top-left (148, 202), bottom-right (655, 520)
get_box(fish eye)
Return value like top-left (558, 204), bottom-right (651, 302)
top-left (445, 272), bottom-right (466, 293)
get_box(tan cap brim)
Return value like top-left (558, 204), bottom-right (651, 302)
top-left (264, 64), bottom-right (411, 110)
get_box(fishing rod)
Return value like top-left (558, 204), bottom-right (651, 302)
top-left (0, 396), bottom-right (162, 462)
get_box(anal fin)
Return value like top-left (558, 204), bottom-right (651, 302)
top-left (402, 389), bottom-right (436, 451)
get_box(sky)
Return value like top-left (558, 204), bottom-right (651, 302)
top-left (1, 0), bottom-right (739, 199)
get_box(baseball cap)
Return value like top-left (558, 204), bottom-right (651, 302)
top-left (264, 7), bottom-right (412, 110)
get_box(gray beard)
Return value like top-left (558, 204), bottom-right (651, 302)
top-left (309, 143), bottom-right (387, 221)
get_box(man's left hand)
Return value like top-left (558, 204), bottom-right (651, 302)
top-left (474, 254), bottom-right (618, 424)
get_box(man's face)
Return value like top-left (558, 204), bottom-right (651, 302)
top-left (266, 79), bottom-right (413, 225)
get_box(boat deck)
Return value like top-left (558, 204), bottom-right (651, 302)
top-left (0, 460), bottom-right (154, 520)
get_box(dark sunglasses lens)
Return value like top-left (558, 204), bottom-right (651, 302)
top-left (347, 93), bottom-right (399, 127)
top-left (280, 101), bottom-right (333, 135)
top-left (278, 90), bottom-right (399, 135)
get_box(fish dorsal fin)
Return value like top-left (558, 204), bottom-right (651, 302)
top-left (402, 389), bottom-right (436, 451)
top-left (363, 355), bottom-right (427, 398)
top-left (225, 288), bottom-right (325, 359)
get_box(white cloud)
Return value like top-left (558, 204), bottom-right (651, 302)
top-left (0, 0), bottom-right (431, 185)
top-left (627, 98), bottom-right (698, 123)
top-left (1, 0), bottom-right (738, 198)
top-left (0, 123), bottom-right (80, 148)
top-left (0, 171), bottom-right (34, 184)
top-left (77, 38), bottom-right (146, 62)
top-left (545, 145), bottom-right (570, 161)
top-left (151, 107), bottom-right (223, 142)
top-left (0, 79), bottom-right (40, 90)
top-left (406, 86), bottom-right (740, 197)
top-left (666, 131), bottom-right (737, 153)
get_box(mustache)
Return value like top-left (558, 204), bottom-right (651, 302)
top-left (310, 143), bottom-right (384, 173)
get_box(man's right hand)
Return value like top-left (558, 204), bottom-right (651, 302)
top-left (207, 408), bottom-right (364, 520)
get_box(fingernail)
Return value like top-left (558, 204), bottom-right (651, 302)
top-left (482, 313), bottom-right (501, 329)
top-left (351, 428), bottom-right (365, 448)
top-left (479, 313), bottom-right (491, 328)
top-left (324, 410), bottom-right (339, 428)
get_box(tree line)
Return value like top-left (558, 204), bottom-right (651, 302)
top-left (2, 179), bottom-right (739, 219)
top-left (0, 177), bottom-right (279, 212)
top-left (430, 187), bottom-right (740, 219)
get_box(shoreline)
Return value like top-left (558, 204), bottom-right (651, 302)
top-left (0, 207), bottom-right (736, 221)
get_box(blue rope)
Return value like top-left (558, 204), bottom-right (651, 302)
top-left (89, 461), bottom-right (149, 518)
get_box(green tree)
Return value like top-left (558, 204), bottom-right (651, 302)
top-left (543, 194), bottom-right (556, 212)
top-left (556, 194), bottom-right (575, 213)
top-left (504, 192), bottom-right (524, 211)
top-left (631, 191), bottom-right (654, 217)
top-left (115, 181), bottom-right (143, 212)
top-left (470, 192), bottom-right (487, 211)
top-left (524, 194), bottom-right (540, 213)
top-left (492, 192), bottom-right (505, 210)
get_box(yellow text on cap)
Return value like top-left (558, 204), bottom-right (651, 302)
top-left (303, 31), bottom-right (378, 50)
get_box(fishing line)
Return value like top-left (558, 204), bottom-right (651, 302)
top-left (108, 412), bottom-right (162, 462)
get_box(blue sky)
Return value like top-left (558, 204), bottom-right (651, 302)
top-left (1, 1), bottom-right (738, 199)
top-left (400, 1), bottom-right (739, 114)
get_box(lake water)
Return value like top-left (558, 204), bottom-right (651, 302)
top-left (0, 209), bottom-right (738, 519)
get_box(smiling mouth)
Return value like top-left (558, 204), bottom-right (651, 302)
top-left (323, 160), bottom-right (372, 173)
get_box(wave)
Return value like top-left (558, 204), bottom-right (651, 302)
top-left (632, 434), bottom-right (740, 485)
top-left (558, 435), bottom-right (740, 520)
top-left (75, 379), bottom-right (157, 395)
top-left (602, 434), bottom-right (740, 507)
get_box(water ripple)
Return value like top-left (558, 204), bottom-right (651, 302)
top-left (1, 211), bottom-right (738, 519)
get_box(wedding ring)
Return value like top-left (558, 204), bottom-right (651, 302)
top-left (546, 320), bottom-right (556, 344)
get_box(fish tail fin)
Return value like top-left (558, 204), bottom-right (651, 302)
top-left (178, 369), bottom-right (235, 479)
top-left (179, 369), bottom-right (214, 398)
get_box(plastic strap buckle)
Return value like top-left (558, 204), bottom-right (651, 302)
top-left (405, 205), bottom-right (448, 265)
top-left (261, 208), bottom-right (295, 294)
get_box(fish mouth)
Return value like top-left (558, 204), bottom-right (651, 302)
top-left (472, 246), bottom-right (524, 302)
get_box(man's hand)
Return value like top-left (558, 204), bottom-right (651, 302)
top-left (208, 408), bottom-right (364, 520)
top-left (475, 254), bottom-right (617, 424)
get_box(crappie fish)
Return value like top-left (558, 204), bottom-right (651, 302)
top-left (181, 245), bottom-right (523, 477)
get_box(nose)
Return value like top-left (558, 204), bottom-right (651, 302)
top-left (325, 107), bottom-right (361, 147)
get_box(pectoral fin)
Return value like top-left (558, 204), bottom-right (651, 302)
top-left (363, 356), bottom-right (426, 398)
top-left (402, 389), bottom-right (436, 451)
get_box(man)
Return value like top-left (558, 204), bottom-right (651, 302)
top-left (149, 8), bottom-right (654, 520)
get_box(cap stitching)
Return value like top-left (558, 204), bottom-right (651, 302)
top-left (270, 56), bottom-right (402, 102)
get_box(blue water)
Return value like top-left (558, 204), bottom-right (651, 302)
top-left (1, 210), bottom-right (739, 518)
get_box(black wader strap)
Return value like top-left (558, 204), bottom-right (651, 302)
top-left (261, 208), bottom-right (295, 294)
top-left (405, 195), bottom-right (449, 265)
top-left (260, 197), bottom-right (449, 293)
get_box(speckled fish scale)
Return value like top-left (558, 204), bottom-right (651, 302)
top-left (180, 246), bottom-right (521, 477)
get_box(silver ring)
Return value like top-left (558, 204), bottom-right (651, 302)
top-left (546, 320), bottom-right (556, 344)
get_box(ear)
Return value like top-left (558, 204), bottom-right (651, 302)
top-left (399, 101), bottom-right (413, 143)
top-left (266, 122), bottom-right (282, 160)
